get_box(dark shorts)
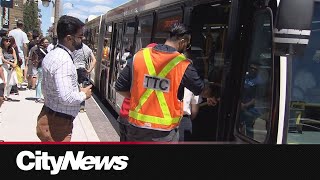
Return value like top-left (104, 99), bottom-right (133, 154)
top-left (36, 106), bottom-right (75, 142)
top-left (0, 83), bottom-right (4, 97)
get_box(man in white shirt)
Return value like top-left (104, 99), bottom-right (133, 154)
top-left (73, 42), bottom-right (96, 112)
top-left (179, 88), bottom-right (202, 141)
top-left (8, 21), bottom-right (29, 82)
top-left (36, 15), bottom-right (92, 142)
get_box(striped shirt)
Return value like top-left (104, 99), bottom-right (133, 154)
top-left (41, 44), bottom-right (86, 118)
top-left (73, 43), bottom-right (92, 69)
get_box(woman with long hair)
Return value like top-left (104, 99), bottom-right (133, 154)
top-left (9, 36), bottom-right (22, 94)
top-left (0, 36), bottom-right (18, 101)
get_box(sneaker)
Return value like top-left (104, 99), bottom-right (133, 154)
top-left (35, 98), bottom-right (44, 103)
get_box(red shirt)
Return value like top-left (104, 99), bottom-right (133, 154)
top-left (119, 97), bottom-right (130, 118)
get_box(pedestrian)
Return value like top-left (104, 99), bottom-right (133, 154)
top-left (32, 38), bottom-right (49, 103)
top-left (36, 15), bottom-right (93, 142)
top-left (27, 31), bottom-right (40, 90)
top-left (73, 42), bottom-right (97, 112)
top-left (8, 21), bottom-right (30, 83)
top-left (0, 53), bottom-right (5, 112)
top-left (1, 36), bottom-right (19, 102)
top-left (115, 23), bottom-right (214, 142)
top-left (117, 43), bottom-right (157, 142)
top-left (9, 36), bottom-right (22, 95)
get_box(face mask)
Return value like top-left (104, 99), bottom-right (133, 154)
top-left (73, 39), bottom-right (83, 50)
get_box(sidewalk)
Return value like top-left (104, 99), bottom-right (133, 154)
top-left (0, 88), bottom-right (100, 142)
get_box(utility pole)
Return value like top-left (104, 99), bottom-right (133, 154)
top-left (53, 0), bottom-right (60, 36)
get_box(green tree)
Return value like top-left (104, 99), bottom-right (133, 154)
top-left (23, 1), bottom-right (41, 33)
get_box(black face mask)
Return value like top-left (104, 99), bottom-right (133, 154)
top-left (73, 40), bottom-right (83, 50)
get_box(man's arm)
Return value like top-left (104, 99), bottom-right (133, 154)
top-left (23, 43), bottom-right (28, 63)
top-left (55, 60), bottom-right (88, 105)
top-left (115, 58), bottom-right (132, 98)
top-left (87, 52), bottom-right (97, 73)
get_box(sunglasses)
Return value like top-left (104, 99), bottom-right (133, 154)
top-left (4, 40), bottom-right (10, 42)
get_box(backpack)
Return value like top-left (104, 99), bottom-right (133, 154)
top-left (31, 47), bottom-right (47, 68)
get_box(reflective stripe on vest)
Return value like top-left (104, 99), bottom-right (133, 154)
top-left (129, 48), bottom-right (186, 127)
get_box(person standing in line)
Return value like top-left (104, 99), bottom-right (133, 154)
top-left (36, 15), bottom-right (93, 142)
top-left (178, 87), bottom-right (202, 141)
top-left (8, 21), bottom-right (29, 83)
top-left (115, 23), bottom-right (214, 142)
top-left (73, 42), bottom-right (97, 112)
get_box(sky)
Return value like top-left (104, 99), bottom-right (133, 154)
top-left (38, 0), bottom-right (129, 35)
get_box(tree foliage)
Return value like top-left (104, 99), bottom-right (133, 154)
top-left (23, 1), bottom-right (40, 33)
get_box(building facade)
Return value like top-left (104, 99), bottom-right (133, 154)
top-left (1, 0), bottom-right (40, 30)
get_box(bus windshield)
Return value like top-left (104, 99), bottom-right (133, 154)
top-left (287, 2), bottom-right (320, 144)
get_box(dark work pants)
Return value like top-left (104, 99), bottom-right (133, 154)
top-left (126, 123), bottom-right (179, 142)
top-left (178, 115), bottom-right (193, 141)
top-left (117, 116), bottom-right (130, 142)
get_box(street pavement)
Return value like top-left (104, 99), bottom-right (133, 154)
top-left (0, 87), bottom-right (109, 142)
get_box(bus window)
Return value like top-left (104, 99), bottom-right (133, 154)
top-left (287, 2), bottom-right (320, 144)
top-left (154, 8), bottom-right (183, 44)
top-left (136, 14), bottom-right (154, 51)
top-left (238, 9), bottom-right (273, 142)
top-left (102, 24), bottom-right (112, 64)
top-left (93, 27), bottom-right (99, 56)
top-left (120, 20), bottom-right (136, 70)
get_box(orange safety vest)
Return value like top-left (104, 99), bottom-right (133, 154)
top-left (129, 47), bottom-right (190, 131)
top-left (103, 46), bottom-right (109, 60)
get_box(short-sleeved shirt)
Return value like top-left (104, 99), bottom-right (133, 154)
top-left (183, 88), bottom-right (202, 115)
top-left (115, 44), bottom-right (204, 100)
top-left (8, 28), bottom-right (29, 58)
top-left (73, 43), bottom-right (93, 69)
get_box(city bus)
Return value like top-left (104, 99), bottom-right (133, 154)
top-left (84, 0), bottom-right (320, 144)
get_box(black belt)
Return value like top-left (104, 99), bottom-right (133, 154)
top-left (43, 106), bottom-right (75, 120)
top-left (183, 114), bottom-right (190, 117)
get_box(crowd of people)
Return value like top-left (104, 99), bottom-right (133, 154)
top-left (0, 18), bottom-right (94, 142)
top-left (0, 21), bottom-right (58, 110)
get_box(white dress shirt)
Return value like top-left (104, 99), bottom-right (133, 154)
top-left (183, 88), bottom-right (202, 115)
top-left (41, 44), bottom-right (86, 118)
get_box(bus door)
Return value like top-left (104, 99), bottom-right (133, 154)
top-left (234, 3), bottom-right (275, 143)
top-left (99, 22), bottom-right (112, 100)
top-left (114, 19), bottom-right (138, 112)
top-left (185, 0), bottom-right (232, 141)
top-left (108, 22), bottom-right (124, 112)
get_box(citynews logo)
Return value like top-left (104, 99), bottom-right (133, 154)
top-left (16, 151), bottom-right (129, 175)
